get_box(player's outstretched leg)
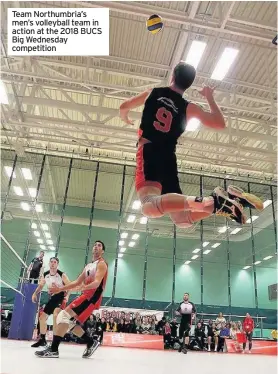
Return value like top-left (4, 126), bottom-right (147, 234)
top-left (139, 186), bottom-right (246, 225)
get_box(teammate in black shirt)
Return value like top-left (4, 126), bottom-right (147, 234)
top-left (119, 62), bottom-right (263, 227)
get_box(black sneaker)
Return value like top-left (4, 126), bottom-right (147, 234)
top-left (35, 347), bottom-right (59, 358)
top-left (212, 187), bottom-right (246, 224)
top-left (227, 185), bottom-right (263, 211)
top-left (182, 347), bottom-right (187, 354)
top-left (31, 339), bottom-right (47, 348)
top-left (82, 340), bottom-right (100, 359)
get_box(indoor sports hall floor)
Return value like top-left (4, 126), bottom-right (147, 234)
top-left (1, 340), bottom-right (276, 374)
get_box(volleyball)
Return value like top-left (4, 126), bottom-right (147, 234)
top-left (146, 14), bottom-right (163, 34)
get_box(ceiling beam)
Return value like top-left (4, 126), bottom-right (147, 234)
top-left (2, 132), bottom-right (275, 177)
top-left (5, 115), bottom-right (277, 159)
top-left (2, 70), bottom-right (275, 116)
top-left (17, 97), bottom-right (276, 144)
top-left (81, 1), bottom-right (274, 43)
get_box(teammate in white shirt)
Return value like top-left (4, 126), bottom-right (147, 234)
top-left (31, 257), bottom-right (70, 347)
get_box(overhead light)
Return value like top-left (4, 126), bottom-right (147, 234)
top-left (132, 234), bottom-right (140, 240)
top-left (20, 202), bottom-right (30, 211)
top-left (243, 266), bottom-right (251, 270)
top-left (263, 256), bottom-right (273, 261)
top-left (218, 226), bottom-right (228, 233)
top-left (40, 245), bottom-right (46, 250)
top-left (45, 232), bottom-right (51, 239)
top-left (128, 241), bottom-right (135, 247)
top-left (118, 254), bottom-right (123, 258)
top-left (140, 217), bottom-right (148, 224)
top-left (21, 168), bottom-right (32, 180)
top-left (203, 242), bottom-right (210, 247)
top-left (191, 255), bottom-right (199, 260)
top-left (211, 47), bottom-right (239, 80)
top-left (4, 166), bottom-right (16, 178)
top-left (13, 186), bottom-right (24, 196)
top-left (212, 243), bottom-right (221, 248)
top-left (31, 223), bottom-right (37, 229)
top-left (231, 228), bottom-right (242, 234)
top-left (37, 239), bottom-right (43, 244)
top-left (47, 240), bottom-right (53, 245)
top-left (33, 231), bottom-right (40, 237)
top-left (204, 249), bottom-right (211, 255)
top-left (185, 40), bottom-right (207, 69)
top-left (0, 80), bottom-right (9, 104)
top-left (41, 224), bottom-right (49, 231)
top-left (263, 199), bottom-right (272, 208)
top-left (49, 246), bottom-right (55, 251)
top-left (254, 261), bottom-right (261, 265)
top-left (127, 215), bottom-right (136, 223)
top-left (192, 248), bottom-right (201, 254)
top-left (121, 232), bottom-right (128, 239)
top-left (120, 248), bottom-right (126, 253)
top-left (184, 260), bottom-right (191, 265)
top-left (119, 240), bottom-right (125, 246)
top-left (35, 204), bottom-right (43, 212)
top-left (186, 118), bottom-right (201, 132)
top-left (132, 200), bottom-right (141, 210)
top-left (28, 188), bottom-right (37, 198)
top-left (246, 216), bottom-right (259, 224)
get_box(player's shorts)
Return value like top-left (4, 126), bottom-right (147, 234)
top-left (68, 288), bottom-right (103, 324)
top-left (179, 321), bottom-right (191, 339)
top-left (135, 142), bottom-right (182, 195)
top-left (43, 292), bottom-right (66, 315)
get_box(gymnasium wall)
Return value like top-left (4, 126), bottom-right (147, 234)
top-left (1, 151), bottom-right (277, 326)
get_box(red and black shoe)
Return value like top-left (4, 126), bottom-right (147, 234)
top-left (212, 187), bottom-right (246, 224)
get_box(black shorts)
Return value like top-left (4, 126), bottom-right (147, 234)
top-left (135, 142), bottom-right (182, 195)
top-left (43, 292), bottom-right (65, 316)
top-left (179, 321), bottom-right (191, 339)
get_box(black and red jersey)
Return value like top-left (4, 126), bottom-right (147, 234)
top-left (139, 87), bottom-right (189, 151)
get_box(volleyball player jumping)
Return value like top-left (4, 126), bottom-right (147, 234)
top-left (119, 62), bottom-right (263, 228)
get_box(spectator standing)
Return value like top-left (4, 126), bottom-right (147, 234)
top-left (28, 251), bottom-right (45, 284)
top-left (242, 313), bottom-right (254, 353)
top-left (215, 312), bottom-right (226, 329)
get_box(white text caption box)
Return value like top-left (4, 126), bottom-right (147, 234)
top-left (8, 8), bottom-right (109, 56)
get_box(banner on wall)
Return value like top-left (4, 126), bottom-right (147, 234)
top-left (93, 307), bottom-right (164, 320)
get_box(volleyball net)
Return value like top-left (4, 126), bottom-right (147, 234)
top-left (1, 233), bottom-right (40, 340)
top-left (0, 233), bottom-right (28, 298)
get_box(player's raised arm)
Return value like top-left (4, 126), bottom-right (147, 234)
top-left (187, 86), bottom-right (226, 130)
top-left (50, 271), bottom-right (86, 294)
top-left (119, 89), bottom-right (152, 125)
